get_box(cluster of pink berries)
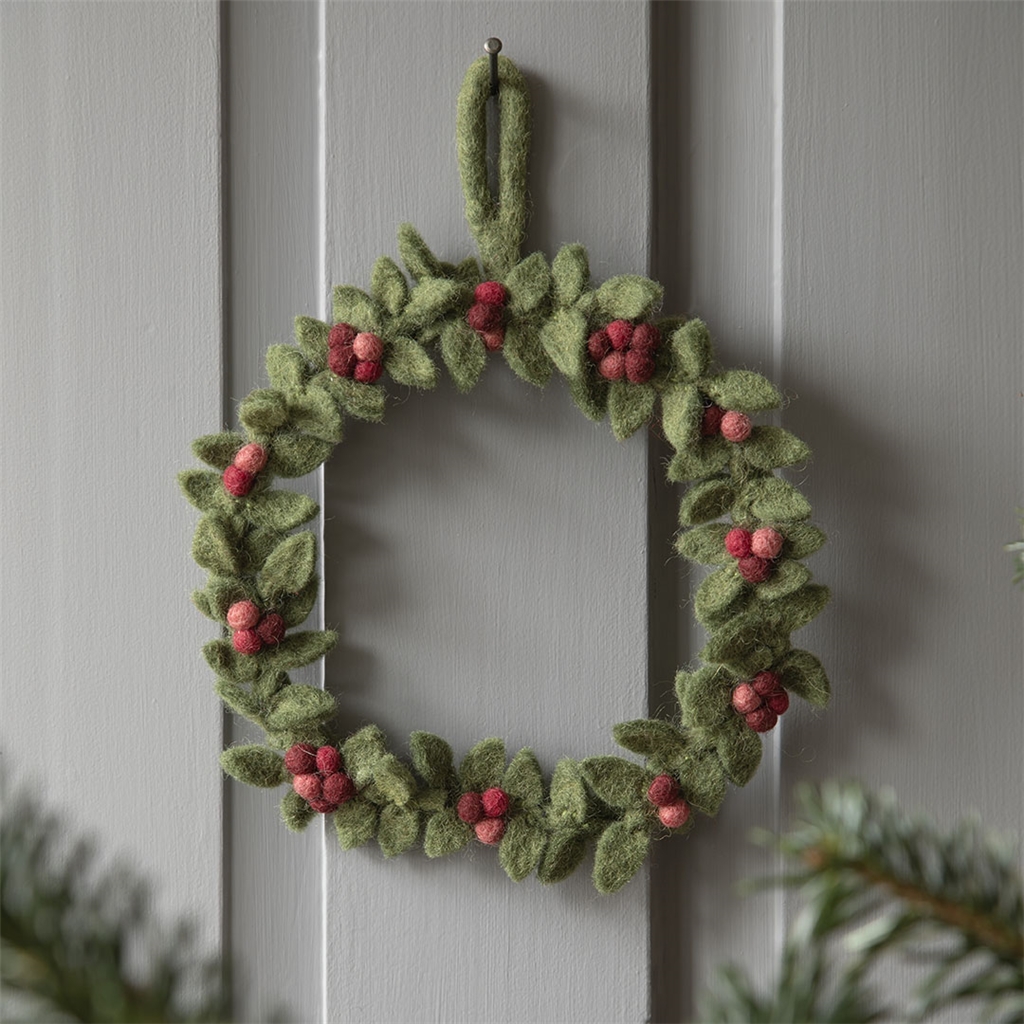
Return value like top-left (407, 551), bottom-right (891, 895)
top-left (587, 320), bottom-right (661, 384)
top-left (646, 774), bottom-right (691, 829)
top-left (328, 322), bottom-right (384, 383)
top-left (731, 671), bottom-right (790, 733)
top-left (223, 442), bottom-right (268, 498)
top-left (456, 786), bottom-right (510, 845)
top-left (466, 281), bottom-right (509, 352)
top-left (701, 403), bottom-right (752, 443)
top-left (227, 599), bottom-right (285, 655)
top-left (725, 526), bottom-right (784, 584)
top-left (285, 743), bottom-right (357, 814)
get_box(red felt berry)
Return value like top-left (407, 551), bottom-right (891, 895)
top-left (737, 555), bottom-right (773, 583)
top-left (731, 682), bottom-right (761, 715)
top-left (284, 743), bottom-right (318, 776)
top-left (293, 773), bottom-right (322, 802)
top-left (587, 329), bottom-right (612, 361)
top-left (720, 410), bottom-right (752, 442)
top-left (745, 707), bottom-right (778, 733)
top-left (226, 599), bottom-right (261, 631)
top-left (752, 670), bottom-right (781, 696)
top-left (322, 771), bottom-right (356, 805)
top-left (457, 791), bottom-right (483, 825)
top-left (725, 528), bottom-right (753, 559)
top-left (354, 360), bottom-right (383, 384)
top-left (308, 798), bottom-right (338, 814)
top-left (630, 322), bottom-right (661, 355)
top-left (624, 350), bottom-right (656, 384)
top-left (647, 774), bottom-right (679, 808)
top-left (223, 465), bottom-right (254, 497)
top-left (233, 442), bottom-right (268, 475)
top-left (700, 404), bottom-right (725, 437)
top-left (766, 689), bottom-right (790, 716)
top-left (481, 787), bottom-right (509, 818)
top-left (328, 343), bottom-right (357, 378)
top-left (474, 281), bottom-right (508, 306)
top-left (658, 798), bottom-right (691, 829)
top-left (316, 745), bottom-right (341, 775)
top-left (475, 818), bottom-right (506, 845)
top-left (256, 612), bottom-right (285, 645)
top-left (328, 322), bottom-right (357, 349)
top-left (606, 319), bottom-right (633, 350)
top-left (352, 332), bottom-right (384, 362)
top-left (751, 527), bottom-right (783, 560)
top-left (482, 329), bottom-right (504, 352)
top-left (467, 302), bottom-right (503, 332)
top-left (232, 629), bottom-right (262, 655)
top-left (598, 352), bottom-right (626, 381)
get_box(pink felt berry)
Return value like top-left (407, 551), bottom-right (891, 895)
top-left (328, 343), bottom-right (356, 378)
top-left (328, 322), bottom-right (357, 349)
top-left (352, 332), bottom-right (384, 362)
top-left (293, 773), bottom-right (322, 802)
top-left (700, 404), bottom-right (724, 437)
top-left (720, 410), bottom-right (752, 442)
top-left (751, 527), bottom-right (783, 560)
top-left (624, 350), bottom-right (656, 384)
top-left (354, 360), bottom-right (383, 384)
top-left (606, 320), bottom-right (633, 350)
top-left (226, 599), bottom-right (261, 631)
top-left (322, 772), bottom-right (356, 805)
top-left (307, 798), bottom-right (338, 815)
top-left (587, 329), bottom-right (612, 361)
top-left (630, 322), bottom-right (661, 355)
top-left (284, 743), bottom-right (318, 776)
top-left (233, 442), bottom-right (268, 475)
top-left (598, 352), bottom-right (626, 381)
top-left (481, 787), bottom-right (509, 819)
top-left (256, 612), bottom-right (285, 645)
top-left (457, 791), bottom-right (483, 825)
top-left (475, 817), bottom-right (506, 845)
top-left (752, 670), bottom-right (781, 696)
top-left (658, 799), bottom-right (691, 829)
top-left (223, 465), bottom-right (254, 497)
top-left (647, 774), bottom-right (679, 808)
top-left (746, 707), bottom-right (778, 733)
top-left (467, 302), bottom-right (503, 332)
top-left (482, 329), bottom-right (504, 352)
top-left (316, 745), bottom-right (341, 775)
top-left (474, 281), bottom-right (508, 306)
top-left (725, 528), bottom-right (753, 559)
top-left (737, 555), bottom-right (773, 583)
top-left (232, 629), bottom-right (262, 655)
top-left (766, 689), bottom-right (790, 716)
top-left (731, 682), bottom-right (761, 715)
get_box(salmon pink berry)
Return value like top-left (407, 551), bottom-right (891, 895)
top-left (226, 599), bottom-right (261, 631)
top-left (475, 818), bottom-right (506, 845)
top-left (658, 799), bottom-right (691, 829)
top-left (720, 410), bottom-right (752, 442)
top-left (750, 527), bottom-right (783, 560)
top-left (329, 322), bottom-right (383, 382)
top-left (233, 442), bottom-right (267, 475)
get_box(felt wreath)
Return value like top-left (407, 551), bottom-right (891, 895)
top-left (180, 55), bottom-right (831, 894)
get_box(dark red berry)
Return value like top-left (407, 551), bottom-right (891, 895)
top-left (328, 343), bottom-right (357, 378)
top-left (737, 556), bottom-right (773, 583)
top-left (467, 302), bottom-right (503, 332)
top-left (354, 360), bottom-right (383, 384)
top-left (284, 743), bottom-right (318, 776)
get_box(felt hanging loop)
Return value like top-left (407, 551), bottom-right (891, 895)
top-left (456, 54), bottom-right (531, 278)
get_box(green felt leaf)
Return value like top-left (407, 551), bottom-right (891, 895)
top-left (674, 523), bottom-right (731, 564)
top-left (700, 616), bottom-right (789, 677)
top-left (661, 383), bottom-right (704, 450)
top-left (264, 684), bottom-right (336, 731)
top-left (667, 439), bottom-right (731, 482)
top-left (263, 630), bottom-right (336, 673)
top-left (548, 759), bottom-right (589, 826)
top-left (459, 738), bottom-right (506, 793)
top-left (243, 526), bottom-right (281, 571)
top-left (332, 286), bottom-right (381, 331)
top-left (772, 584), bottom-right (831, 631)
top-left (335, 799), bottom-right (378, 850)
top-left (202, 576), bottom-right (252, 620)
top-left (503, 748), bottom-right (544, 808)
top-left (612, 719), bottom-right (687, 764)
top-left (551, 244), bottom-right (589, 308)
top-left (440, 319), bottom-right (486, 393)
top-left (315, 372), bottom-right (386, 423)
top-left (342, 725), bottom-right (389, 787)
top-left (397, 223), bottom-right (443, 282)
top-left (500, 817), bottom-right (546, 882)
top-left (277, 577), bottom-right (319, 628)
top-left (281, 790), bottom-right (316, 832)
top-left (192, 515), bottom-right (241, 576)
top-left (539, 307), bottom-right (587, 379)
top-left (239, 388), bottom-right (289, 434)
top-left (423, 808), bottom-right (472, 858)
top-left (220, 745), bottom-right (286, 788)
top-left (377, 804), bottom-right (420, 858)
top-left (214, 678), bottom-right (263, 721)
top-left (179, 470), bottom-right (224, 513)
top-left (251, 668), bottom-right (288, 703)
top-left (608, 381), bottom-right (656, 441)
top-left (506, 252), bottom-right (551, 316)
top-left (741, 426), bottom-right (811, 471)
top-left (294, 316), bottom-right (331, 367)
top-left (385, 336), bottom-right (438, 389)
top-left (266, 345), bottom-right (309, 390)
top-left (204, 639), bottom-right (259, 684)
top-left (677, 747), bottom-right (727, 815)
top-left (784, 523), bottom-right (828, 560)
top-left (595, 274), bottom-right (663, 321)
top-left (266, 431), bottom-right (333, 478)
top-left (678, 478), bottom-right (738, 525)
top-left (537, 828), bottom-right (588, 884)
top-left (192, 431), bottom-right (245, 470)
top-left (670, 319), bottom-right (712, 380)
top-left (776, 648), bottom-right (831, 707)
top-left (451, 257), bottom-right (481, 287)
top-left (409, 732), bottom-right (456, 789)
top-left (593, 821), bottom-right (650, 895)
top-left (502, 321), bottom-right (552, 387)
top-left (677, 666), bottom-right (734, 730)
top-left (191, 588), bottom-right (217, 620)
top-left (415, 787), bottom-right (449, 814)
top-left (400, 278), bottom-right (463, 331)
top-left (244, 489), bottom-right (319, 532)
top-left (715, 718), bottom-right (763, 786)
top-left (371, 255), bottom-right (409, 317)
top-left (734, 477), bottom-right (812, 523)
top-left (373, 754), bottom-right (417, 807)
top-left (756, 559), bottom-right (812, 602)
top-left (694, 567), bottom-right (748, 625)
top-left (568, 374), bottom-right (608, 422)
top-left (580, 756), bottom-right (648, 809)
top-left (258, 532), bottom-right (316, 600)
top-left (703, 369), bottom-right (781, 412)
top-left (288, 387), bottom-right (344, 443)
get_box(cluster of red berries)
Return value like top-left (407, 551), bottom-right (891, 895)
top-left (284, 743), bottom-right (357, 814)
top-left (725, 526), bottom-right (784, 584)
top-left (701, 402), bottom-right (752, 443)
top-left (731, 671), bottom-right (790, 733)
top-left (328, 322), bottom-right (384, 383)
top-left (466, 281), bottom-right (509, 352)
top-left (223, 442), bottom-right (268, 498)
top-left (227, 599), bottom-right (285, 655)
top-left (456, 786), bottom-right (510, 845)
top-left (646, 774), bottom-right (691, 829)
top-left (587, 320), bottom-right (661, 384)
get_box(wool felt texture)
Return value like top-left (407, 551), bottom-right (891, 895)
top-left (182, 52), bottom-right (832, 896)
